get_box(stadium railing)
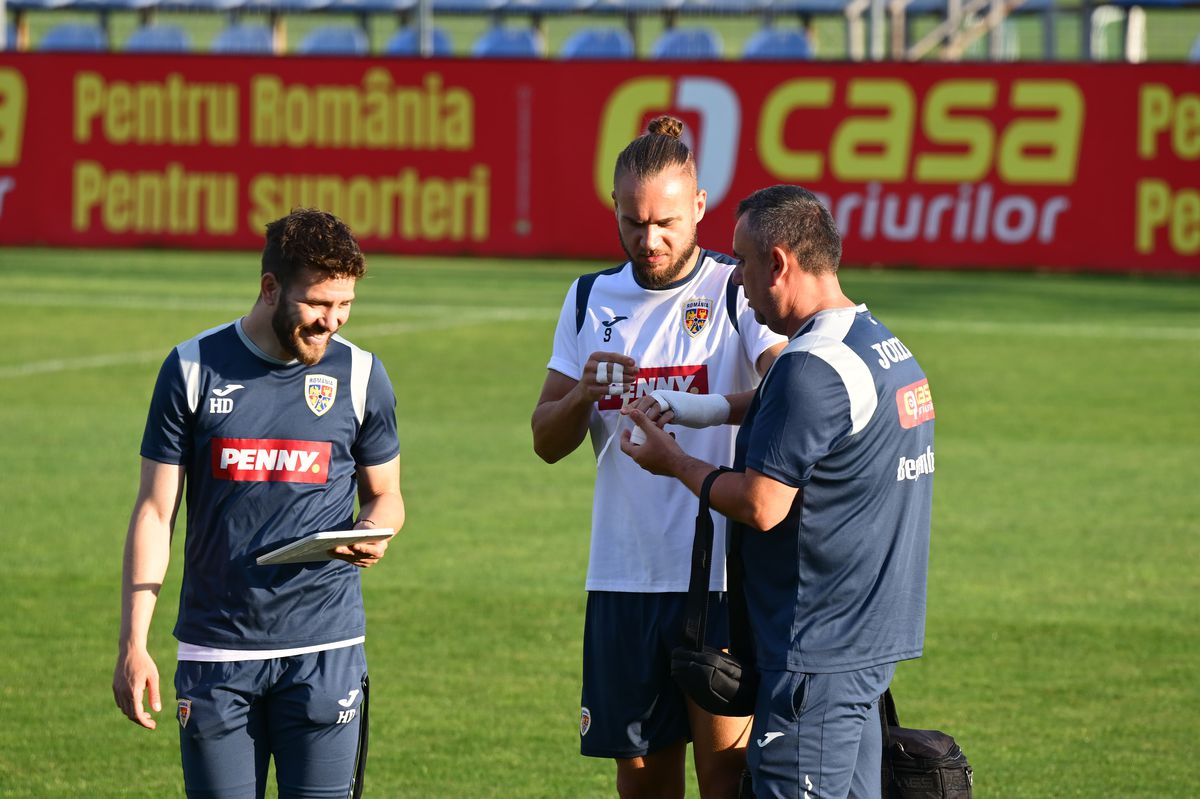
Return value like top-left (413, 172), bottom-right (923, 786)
top-left (6, 0), bottom-right (1199, 58)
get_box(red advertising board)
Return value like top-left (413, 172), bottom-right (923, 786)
top-left (0, 54), bottom-right (1196, 272)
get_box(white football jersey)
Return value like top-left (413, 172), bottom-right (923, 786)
top-left (547, 250), bottom-right (787, 592)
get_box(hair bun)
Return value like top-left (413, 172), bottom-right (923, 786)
top-left (647, 115), bottom-right (684, 140)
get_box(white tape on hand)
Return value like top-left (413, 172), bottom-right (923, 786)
top-left (649, 390), bottom-right (731, 429)
top-left (607, 384), bottom-right (625, 396)
top-left (630, 425), bottom-right (647, 446)
top-left (611, 363), bottom-right (624, 385)
top-left (596, 361), bottom-right (609, 384)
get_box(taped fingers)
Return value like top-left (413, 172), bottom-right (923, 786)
top-left (596, 361), bottom-right (629, 395)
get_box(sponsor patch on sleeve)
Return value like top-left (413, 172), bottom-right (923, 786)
top-left (211, 437), bottom-right (332, 483)
top-left (895, 378), bottom-right (935, 429)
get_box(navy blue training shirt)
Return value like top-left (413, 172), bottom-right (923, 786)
top-left (733, 304), bottom-right (934, 673)
top-left (141, 320), bottom-right (400, 650)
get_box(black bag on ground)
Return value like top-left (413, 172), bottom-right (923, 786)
top-left (880, 689), bottom-right (973, 798)
top-left (670, 469), bottom-right (758, 717)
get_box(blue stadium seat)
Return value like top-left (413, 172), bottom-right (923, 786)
top-left (766, 0), bottom-right (849, 12)
top-left (211, 23), bottom-right (274, 53)
top-left (560, 27), bottom-right (634, 59)
top-left (472, 26), bottom-right (545, 57)
top-left (71, 0), bottom-right (159, 10)
top-left (1191, 33), bottom-right (1200, 62)
top-left (330, 0), bottom-right (417, 10)
top-left (125, 24), bottom-right (192, 52)
top-left (384, 26), bottom-right (454, 56)
top-left (742, 27), bottom-right (812, 59)
top-left (651, 27), bottom-right (722, 60)
top-left (2, 25), bottom-right (15, 51)
top-left (158, 0), bottom-right (248, 10)
top-left (8, 0), bottom-right (75, 9)
top-left (508, 0), bottom-right (594, 12)
top-left (594, 0), bottom-right (683, 11)
top-left (680, 0), bottom-right (769, 13)
top-left (433, 0), bottom-right (508, 12)
top-left (297, 25), bottom-right (369, 55)
top-left (38, 22), bottom-right (108, 51)
top-left (242, 0), bottom-right (330, 10)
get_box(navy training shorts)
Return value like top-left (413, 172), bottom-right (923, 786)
top-left (580, 591), bottom-right (730, 759)
top-left (175, 644), bottom-right (368, 799)
top-left (747, 662), bottom-right (896, 799)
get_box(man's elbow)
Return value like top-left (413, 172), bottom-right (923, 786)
top-left (741, 503), bottom-right (790, 533)
top-left (532, 436), bottom-right (567, 464)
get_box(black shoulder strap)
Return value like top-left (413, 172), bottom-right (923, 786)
top-left (681, 469), bottom-right (728, 650)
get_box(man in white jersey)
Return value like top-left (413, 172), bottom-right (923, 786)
top-left (532, 117), bottom-right (786, 798)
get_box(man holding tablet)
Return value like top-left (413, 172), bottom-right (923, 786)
top-left (113, 209), bottom-right (405, 798)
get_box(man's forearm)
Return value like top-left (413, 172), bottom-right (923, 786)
top-left (531, 390), bottom-right (593, 463)
top-left (357, 491), bottom-right (405, 532)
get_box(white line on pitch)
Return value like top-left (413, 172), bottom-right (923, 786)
top-left (0, 309), bottom-right (557, 380)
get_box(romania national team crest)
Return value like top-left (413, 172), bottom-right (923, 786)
top-left (177, 699), bottom-right (192, 729)
top-left (304, 374), bottom-right (338, 417)
top-left (682, 297), bottom-right (712, 338)
top-left (580, 706), bottom-right (592, 737)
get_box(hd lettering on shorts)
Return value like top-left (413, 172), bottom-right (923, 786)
top-left (211, 437), bottom-right (332, 484)
top-left (598, 365), bottom-right (709, 410)
top-left (896, 378), bottom-right (935, 429)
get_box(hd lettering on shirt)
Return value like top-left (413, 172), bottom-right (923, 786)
top-left (211, 437), bottom-right (332, 484)
top-left (598, 365), bottom-right (710, 410)
top-left (895, 378), bottom-right (935, 429)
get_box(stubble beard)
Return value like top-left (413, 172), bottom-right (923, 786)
top-left (271, 302), bottom-right (328, 366)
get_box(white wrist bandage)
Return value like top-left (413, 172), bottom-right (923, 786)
top-left (650, 390), bottom-right (731, 429)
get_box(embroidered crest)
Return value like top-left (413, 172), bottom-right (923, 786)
top-left (304, 374), bottom-right (338, 417)
top-left (178, 699), bottom-right (192, 729)
top-left (580, 707), bottom-right (592, 737)
top-left (682, 298), bottom-right (712, 338)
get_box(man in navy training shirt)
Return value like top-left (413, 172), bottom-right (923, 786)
top-left (622, 185), bottom-right (935, 799)
top-left (113, 208), bottom-right (405, 799)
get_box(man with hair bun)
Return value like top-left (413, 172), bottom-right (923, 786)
top-left (533, 118), bottom-right (786, 797)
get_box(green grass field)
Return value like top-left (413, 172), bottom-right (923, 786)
top-left (0, 247), bottom-right (1197, 797)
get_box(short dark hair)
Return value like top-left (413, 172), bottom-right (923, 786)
top-left (613, 115), bottom-right (696, 184)
top-left (261, 209), bottom-right (366, 287)
top-left (736, 185), bottom-right (841, 275)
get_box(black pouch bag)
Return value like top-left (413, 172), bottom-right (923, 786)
top-left (670, 469), bottom-right (758, 717)
top-left (880, 689), bottom-right (973, 798)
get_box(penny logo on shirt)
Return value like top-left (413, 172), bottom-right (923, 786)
top-left (305, 374), bottom-right (338, 417)
top-left (598, 364), bottom-right (710, 411)
top-left (682, 297), bottom-right (712, 338)
top-left (211, 438), bottom-right (332, 484)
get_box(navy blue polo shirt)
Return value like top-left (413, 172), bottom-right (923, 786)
top-left (141, 320), bottom-right (399, 650)
top-left (732, 305), bottom-right (934, 673)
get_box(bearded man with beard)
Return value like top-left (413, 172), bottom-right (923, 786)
top-left (113, 209), bottom-right (404, 799)
top-left (532, 117), bottom-right (786, 799)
